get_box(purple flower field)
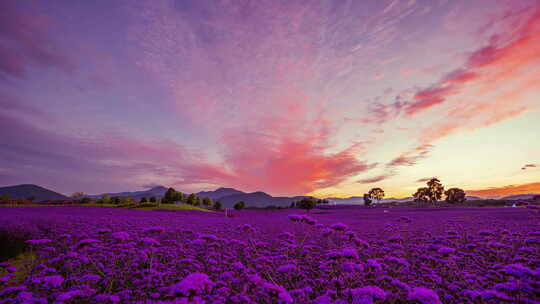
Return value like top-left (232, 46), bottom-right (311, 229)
top-left (0, 206), bottom-right (539, 303)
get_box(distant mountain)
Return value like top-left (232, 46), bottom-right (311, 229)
top-left (326, 196), bottom-right (413, 205)
top-left (501, 193), bottom-right (540, 201)
top-left (0, 184), bottom-right (70, 201)
top-left (89, 186), bottom-right (168, 200)
top-left (217, 191), bottom-right (311, 208)
top-left (465, 195), bottom-right (483, 201)
top-left (196, 188), bottom-right (311, 208)
top-left (197, 187), bottom-right (245, 200)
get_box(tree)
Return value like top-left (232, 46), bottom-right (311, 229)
top-left (213, 200), bottom-right (222, 210)
top-left (0, 194), bottom-right (10, 201)
top-left (149, 196), bottom-right (157, 203)
top-left (427, 178), bottom-right (444, 203)
top-left (363, 193), bottom-right (372, 206)
top-left (26, 196), bottom-right (36, 202)
top-left (368, 188), bottom-right (385, 203)
top-left (193, 196), bottom-right (201, 206)
top-left (317, 199), bottom-right (329, 204)
top-left (233, 201), bottom-right (245, 210)
top-left (445, 188), bottom-right (466, 204)
top-left (140, 197), bottom-right (148, 203)
top-left (111, 196), bottom-right (121, 204)
top-left (202, 197), bottom-right (212, 207)
top-left (163, 187), bottom-right (177, 204)
top-left (297, 198), bottom-right (316, 212)
top-left (172, 191), bottom-right (185, 202)
top-left (186, 193), bottom-right (197, 205)
top-left (80, 197), bottom-right (91, 204)
top-left (71, 192), bottom-right (85, 200)
top-left (98, 195), bottom-right (111, 204)
top-left (413, 187), bottom-right (430, 204)
top-left (119, 197), bottom-right (134, 205)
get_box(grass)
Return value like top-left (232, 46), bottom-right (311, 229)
top-left (0, 250), bottom-right (36, 284)
top-left (1, 203), bottom-right (212, 212)
top-left (136, 203), bottom-right (212, 212)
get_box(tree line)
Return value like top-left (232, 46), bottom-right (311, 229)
top-left (362, 178), bottom-right (466, 206)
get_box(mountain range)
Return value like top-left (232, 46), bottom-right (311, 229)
top-left (0, 184), bottom-right (70, 201)
top-left (88, 186), bottom-right (169, 200)
top-left (2, 184), bottom-right (538, 206)
top-left (87, 186), bottom-right (310, 208)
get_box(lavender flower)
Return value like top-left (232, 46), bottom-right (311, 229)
top-left (407, 287), bottom-right (442, 304)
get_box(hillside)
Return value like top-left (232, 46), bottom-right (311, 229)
top-left (196, 188), bottom-right (311, 208)
top-left (197, 187), bottom-right (245, 200)
top-left (0, 184), bottom-right (70, 201)
top-left (89, 186), bottom-right (168, 200)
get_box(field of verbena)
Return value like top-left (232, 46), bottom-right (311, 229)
top-left (0, 206), bottom-right (539, 303)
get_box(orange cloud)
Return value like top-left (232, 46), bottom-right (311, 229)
top-left (387, 144), bottom-right (433, 167)
top-left (467, 182), bottom-right (540, 198)
top-left (357, 174), bottom-right (392, 184)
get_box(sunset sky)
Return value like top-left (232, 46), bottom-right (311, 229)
top-left (1, 0), bottom-right (539, 198)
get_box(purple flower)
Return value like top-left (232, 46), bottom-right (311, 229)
top-left (288, 214), bottom-right (302, 222)
top-left (6, 266), bottom-right (17, 273)
top-left (169, 272), bottom-right (214, 296)
top-left (36, 275), bottom-right (65, 288)
top-left (56, 290), bottom-right (82, 301)
top-left (97, 228), bottom-right (112, 234)
top-left (499, 263), bottom-right (534, 278)
top-left (111, 231), bottom-right (130, 242)
top-left (330, 223), bottom-right (348, 231)
top-left (26, 239), bottom-right (52, 246)
top-left (321, 228), bottom-right (334, 237)
top-left (0, 286), bottom-right (27, 297)
top-left (143, 226), bottom-right (165, 233)
top-left (277, 264), bottom-right (297, 273)
top-left (140, 237), bottom-right (160, 246)
top-left (407, 287), bottom-right (442, 304)
top-left (0, 262), bottom-right (12, 268)
top-left (352, 237), bottom-right (369, 248)
top-left (75, 238), bottom-right (100, 248)
top-left (351, 286), bottom-right (386, 303)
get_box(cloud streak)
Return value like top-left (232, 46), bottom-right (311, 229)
top-left (0, 1), bottom-right (73, 80)
top-left (522, 164), bottom-right (538, 170)
top-left (467, 182), bottom-right (540, 198)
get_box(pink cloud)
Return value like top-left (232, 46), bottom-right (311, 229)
top-left (374, 73), bottom-right (385, 80)
top-left (0, 1), bottom-right (74, 79)
top-left (357, 174), bottom-right (392, 184)
top-left (387, 144), bottom-right (433, 167)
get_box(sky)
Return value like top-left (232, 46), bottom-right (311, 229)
top-left (1, 0), bottom-right (539, 198)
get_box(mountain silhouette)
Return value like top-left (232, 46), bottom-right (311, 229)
top-left (0, 184), bottom-right (70, 201)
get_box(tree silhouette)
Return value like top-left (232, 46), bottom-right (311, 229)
top-left (186, 193), bottom-right (197, 205)
top-left (427, 178), bottom-right (444, 203)
top-left (149, 196), bottom-right (157, 203)
top-left (233, 201), bottom-right (245, 210)
top-left (163, 187), bottom-right (177, 204)
top-left (213, 201), bottom-right (222, 210)
top-left (445, 188), bottom-right (466, 204)
top-left (140, 197), bottom-right (148, 203)
top-left (368, 187), bottom-right (385, 203)
top-left (173, 191), bottom-right (185, 202)
top-left (202, 197), bottom-right (212, 207)
top-left (71, 192), bottom-right (85, 200)
top-left (413, 187), bottom-right (430, 204)
top-left (297, 198), bottom-right (316, 212)
top-left (100, 195), bottom-right (111, 204)
top-left (363, 193), bottom-right (372, 206)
